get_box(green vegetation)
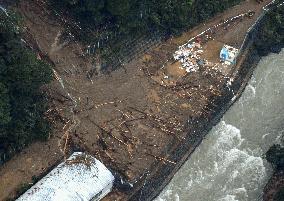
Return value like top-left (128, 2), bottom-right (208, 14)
top-left (266, 144), bottom-right (284, 170)
top-left (274, 187), bottom-right (284, 201)
top-left (50, 0), bottom-right (242, 43)
top-left (49, 0), bottom-right (243, 71)
top-left (265, 144), bottom-right (284, 201)
top-left (255, 2), bottom-right (284, 55)
top-left (0, 11), bottom-right (52, 164)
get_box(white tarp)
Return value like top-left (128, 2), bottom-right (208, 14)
top-left (17, 152), bottom-right (114, 201)
top-left (220, 44), bottom-right (239, 65)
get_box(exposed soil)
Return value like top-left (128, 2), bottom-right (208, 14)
top-left (0, 0), bottom-right (272, 200)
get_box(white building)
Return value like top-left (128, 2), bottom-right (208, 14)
top-left (17, 152), bottom-right (115, 201)
top-left (220, 44), bottom-right (239, 65)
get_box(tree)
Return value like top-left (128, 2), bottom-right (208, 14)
top-left (0, 83), bottom-right (11, 126)
top-left (255, 4), bottom-right (284, 55)
top-left (50, 0), bottom-right (244, 39)
top-left (0, 11), bottom-right (52, 163)
top-left (274, 187), bottom-right (284, 201)
top-left (106, 0), bottom-right (130, 17)
top-left (266, 144), bottom-right (284, 170)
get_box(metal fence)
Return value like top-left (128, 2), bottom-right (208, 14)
top-left (100, 32), bottom-right (163, 72)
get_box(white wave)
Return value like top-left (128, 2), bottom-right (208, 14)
top-left (262, 133), bottom-right (270, 139)
top-left (247, 84), bottom-right (256, 97)
top-left (157, 121), bottom-right (267, 201)
top-left (157, 189), bottom-right (180, 201)
top-left (219, 195), bottom-right (238, 201)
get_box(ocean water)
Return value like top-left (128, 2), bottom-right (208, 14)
top-left (156, 49), bottom-right (284, 201)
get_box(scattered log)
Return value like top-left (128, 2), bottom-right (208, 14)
top-left (88, 118), bottom-right (128, 147)
top-left (89, 100), bottom-right (122, 110)
top-left (63, 130), bottom-right (70, 158)
top-left (145, 152), bottom-right (176, 165)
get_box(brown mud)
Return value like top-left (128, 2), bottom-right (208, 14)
top-left (0, 0), bottom-right (272, 200)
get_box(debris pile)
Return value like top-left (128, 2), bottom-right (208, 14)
top-left (173, 42), bottom-right (204, 73)
top-left (220, 44), bottom-right (239, 65)
top-left (172, 10), bottom-right (250, 75)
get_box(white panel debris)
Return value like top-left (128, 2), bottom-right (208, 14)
top-left (173, 42), bottom-right (202, 73)
top-left (220, 44), bottom-right (239, 65)
top-left (17, 152), bottom-right (115, 201)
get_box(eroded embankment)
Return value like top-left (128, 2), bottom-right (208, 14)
top-left (127, 2), bottom-right (284, 201)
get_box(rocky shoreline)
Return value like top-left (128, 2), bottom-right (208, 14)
top-left (263, 140), bottom-right (284, 200)
top-left (263, 170), bottom-right (284, 201)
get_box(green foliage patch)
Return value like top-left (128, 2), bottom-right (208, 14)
top-left (0, 11), bottom-right (52, 164)
top-left (266, 144), bottom-right (284, 170)
top-left (50, 0), bottom-right (243, 43)
top-left (49, 0), bottom-right (243, 72)
top-left (255, 3), bottom-right (284, 54)
top-left (274, 187), bottom-right (284, 201)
